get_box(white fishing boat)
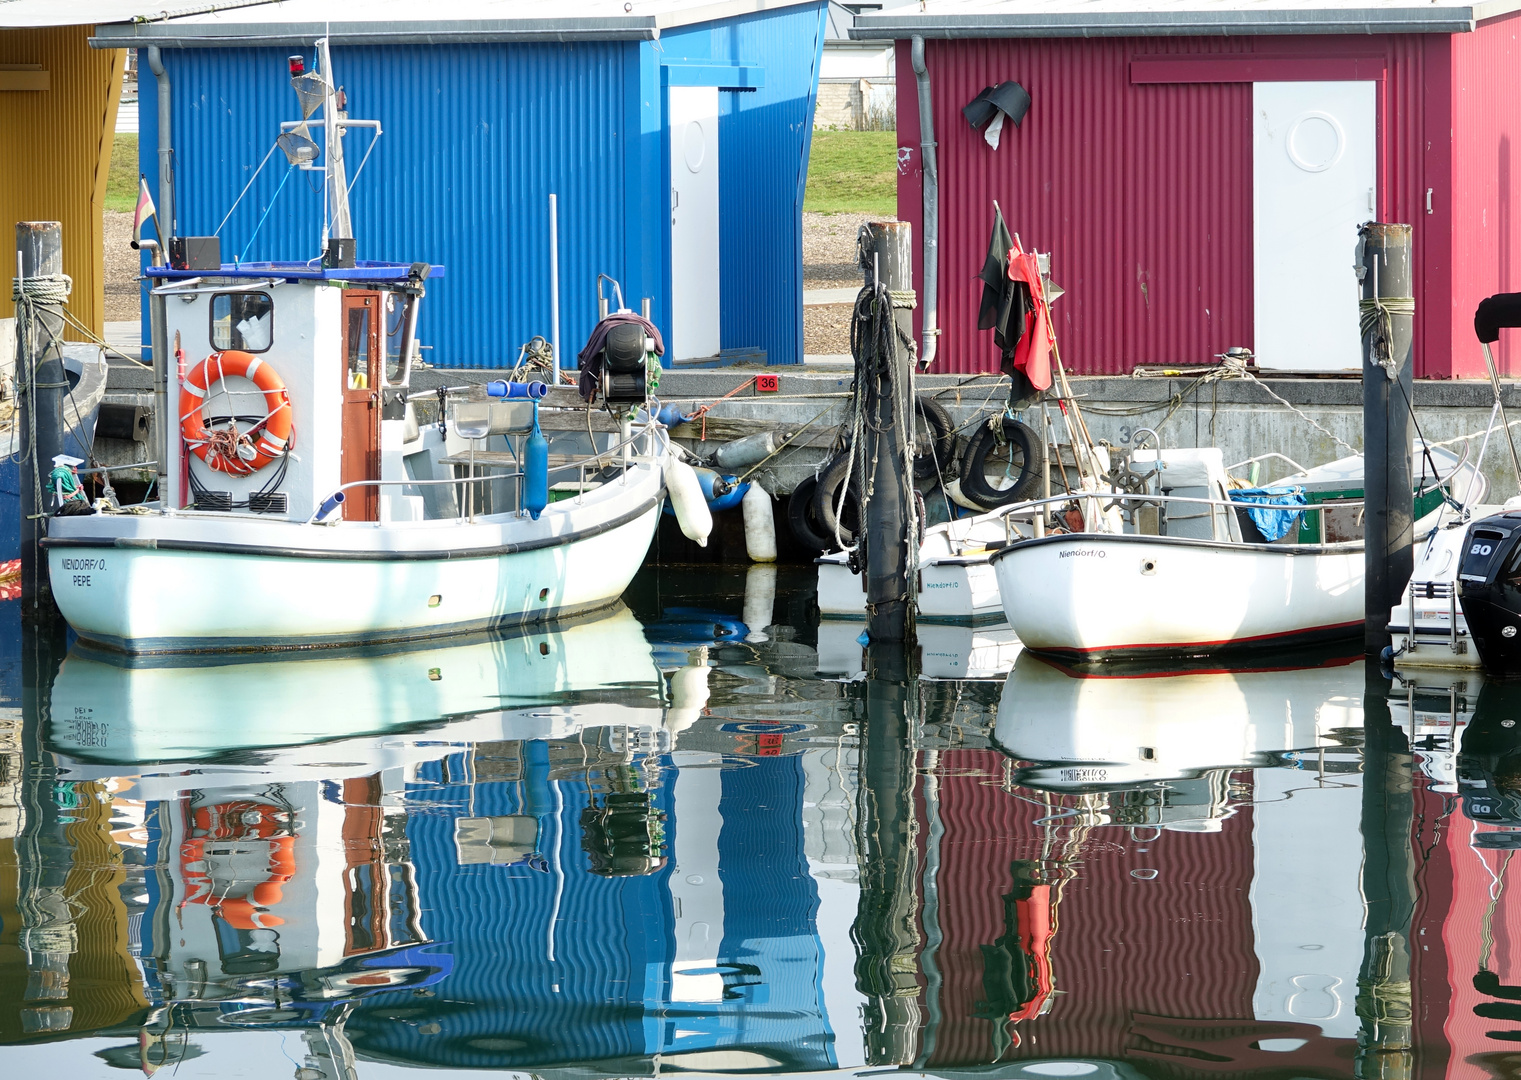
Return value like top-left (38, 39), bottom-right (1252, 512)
top-left (39, 48), bottom-right (674, 654)
top-left (1385, 508), bottom-right (1516, 671)
top-left (815, 509), bottom-right (1009, 623)
top-left (990, 443), bottom-right (1482, 661)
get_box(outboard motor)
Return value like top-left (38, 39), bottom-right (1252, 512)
top-left (1457, 511), bottom-right (1521, 677)
top-left (601, 322), bottom-right (650, 405)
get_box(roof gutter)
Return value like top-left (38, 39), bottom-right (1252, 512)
top-left (92, 21), bottom-right (660, 47)
top-left (911, 36), bottom-right (938, 370)
top-left (849, 8), bottom-right (1489, 39)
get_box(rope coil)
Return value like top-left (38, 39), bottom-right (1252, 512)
top-left (1359, 295), bottom-right (1415, 381)
top-left (11, 273), bottom-right (71, 305)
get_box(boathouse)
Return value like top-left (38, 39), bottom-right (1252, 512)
top-left (854, 1), bottom-right (1521, 378)
top-left (91, 0), bottom-right (828, 367)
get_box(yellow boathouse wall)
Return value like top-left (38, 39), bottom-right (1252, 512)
top-left (0, 26), bottom-right (124, 338)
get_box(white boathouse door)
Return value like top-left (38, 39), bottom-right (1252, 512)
top-left (669, 85), bottom-right (721, 362)
top-left (1252, 81), bottom-right (1376, 372)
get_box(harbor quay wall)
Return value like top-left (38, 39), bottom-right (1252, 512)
top-left (93, 365), bottom-right (1521, 505)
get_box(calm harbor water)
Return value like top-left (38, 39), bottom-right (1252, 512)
top-left (0, 566), bottom-right (1515, 1078)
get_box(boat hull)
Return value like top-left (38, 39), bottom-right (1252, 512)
top-left (45, 467), bottom-right (664, 653)
top-left (816, 554), bottom-right (1002, 623)
top-left (991, 533), bottom-right (1364, 660)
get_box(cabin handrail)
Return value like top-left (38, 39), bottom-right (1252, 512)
top-left (306, 422), bottom-right (663, 523)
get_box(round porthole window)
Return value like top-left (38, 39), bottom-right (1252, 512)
top-left (683, 120), bottom-right (707, 173)
top-left (1285, 111), bottom-right (1345, 173)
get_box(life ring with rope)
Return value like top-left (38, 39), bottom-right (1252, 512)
top-left (179, 351), bottom-right (294, 475)
top-left (178, 799), bottom-right (295, 930)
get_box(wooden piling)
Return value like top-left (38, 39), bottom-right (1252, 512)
top-left (858, 222), bottom-right (916, 644)
top-left (1360, 222), bottom-right (1414, 655)
top-left (16, 221), bottom-right (66, 620)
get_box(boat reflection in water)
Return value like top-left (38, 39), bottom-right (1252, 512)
top-left (17, 601), bottom-right (864, 1074)
top-left (11, 575), bottom-right (1521, 1077)
top-left (962, 649), bottom-right (1373, 1067)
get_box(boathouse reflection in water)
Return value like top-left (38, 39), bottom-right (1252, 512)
top-left (0, 579), bottom-right (1516, 1076)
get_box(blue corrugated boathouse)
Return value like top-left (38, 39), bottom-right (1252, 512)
top-left (92, 1), bottom-right (827, 367)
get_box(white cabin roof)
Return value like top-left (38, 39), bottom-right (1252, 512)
top-left (89, 0), bottom-right (819, 46)
top-left (850, 0), bottom-right (1521, 38)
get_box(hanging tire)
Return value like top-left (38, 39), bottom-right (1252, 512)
top-left (959, 417), bottom-right (1046, 510)
top-left (787, 474), bottom-right (834, 554)
top-left (813, 451), bottom-right (863, 550)
top-left (913, 396), bottom-right (955, 480)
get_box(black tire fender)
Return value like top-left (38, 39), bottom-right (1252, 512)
top-left (913, 396), bottom-right (956, 480)
top-left (958, 416), bottom-right (1046, 510)
top-left (812, 451), bottom-right (863, 550)
top-left (787, 473), bottom-right (834, 554)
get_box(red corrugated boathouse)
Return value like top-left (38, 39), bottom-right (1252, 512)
top-left (853, 1), bottom-right (1521, 378)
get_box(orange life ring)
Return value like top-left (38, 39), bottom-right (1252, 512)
top-left (179, 800), bottom-right (295, 930)
top-left (179, 350), bottom-right (293, 475)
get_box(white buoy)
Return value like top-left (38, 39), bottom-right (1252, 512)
top-left (666, 457), bottom-right (712, 547)
top-left (666, 647), bottom-right (712, 735)
top-left (945, 477), bottom-right (984, 512)
top-left (744, 564), bottom-right (777, 642)
top-left (741, 480), bottom-right (777, 562)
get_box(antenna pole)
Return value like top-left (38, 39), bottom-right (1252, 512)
top-left (318, 37), bottom-right (352, 245)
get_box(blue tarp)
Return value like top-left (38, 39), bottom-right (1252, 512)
top-left (1229, 486), bottom-right (1308, 542)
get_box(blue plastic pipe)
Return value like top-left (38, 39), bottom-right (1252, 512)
top-left (486, 380), bottom-right (549, 400)
top-left (315, 490), bottom-right (346, 521)
top-left (524, 401), bottom-right (549, 520)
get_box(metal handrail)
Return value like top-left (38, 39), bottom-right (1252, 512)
top-left (306, 423), bottom-right (663, 523)
top-left (991, 488), bottom-right (1362, 547)
top-left (1225, 451), bottom-right (1308, 478)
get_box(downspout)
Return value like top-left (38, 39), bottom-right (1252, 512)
top-left (146, 46), bottom-right (174, 507)
top-left (911, 36), bottom-right (938, 368)
top-left (146, 46), bottom-right (174, 238)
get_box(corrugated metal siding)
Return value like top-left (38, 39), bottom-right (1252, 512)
top-left (352, 767), bottom-right (674, 1069)
top-left (143, 42), bottom-right (633, 369)
top-left (140, 8), bottom-right (825, 367)
top-left (898, 34), bottom-right (1447, 376)
top-left (660, 3), bottom-right (827, 366)
top-left (1451, 12), bottom-right (1521, 376)
top-left (921, 751), bottom-right (1260, 1067)
top-left (0, 27), bottom-right (122, 337)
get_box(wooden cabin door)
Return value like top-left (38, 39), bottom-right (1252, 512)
top-left (341, 291), bottom-right (381, 521)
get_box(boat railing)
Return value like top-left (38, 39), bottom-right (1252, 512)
top-left (1225, 451), bottom-right (1308, 481)
top-left (994, 489), bottom-right (1365, 546)
top-left (307, 422), bottom-right (664, 524)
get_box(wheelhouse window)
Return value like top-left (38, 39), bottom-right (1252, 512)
top-left (210, 292), bottom-right (274, 352)
top-left (384, 291), bottom-right (406, 385)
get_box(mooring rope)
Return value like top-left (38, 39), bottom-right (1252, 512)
top-left (1359, 295), bottom-right (1416, 380)
top-left (11, 273), bottom-right (72, 528)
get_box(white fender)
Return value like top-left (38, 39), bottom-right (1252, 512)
top-left (742, 480), bottom-right (777, 563)
top-left (666, 457), bottom-right (712, 547)
top-left (666, 649), bottom-right (712, 735)
top-left (945, 477), bottom-right (984, 512)
top-left (744, 564), bottom-right (777, 643)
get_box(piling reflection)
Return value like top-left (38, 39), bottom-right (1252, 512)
top-left (2, 576), bottom-right (1521, 1076)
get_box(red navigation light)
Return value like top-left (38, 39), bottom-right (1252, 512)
top-left (288, 55), bottom-right (305, 76)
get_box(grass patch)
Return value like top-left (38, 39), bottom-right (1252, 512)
top-left (105, 133), bottom-right (139, 213)
top-left (805, 129), bottom-right (897, 216)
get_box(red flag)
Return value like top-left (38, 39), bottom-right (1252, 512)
top-left (1006, 240), bottom-right (1052, 391)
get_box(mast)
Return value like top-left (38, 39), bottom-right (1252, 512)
top-left (317, 37), bottom-right (353, 249)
